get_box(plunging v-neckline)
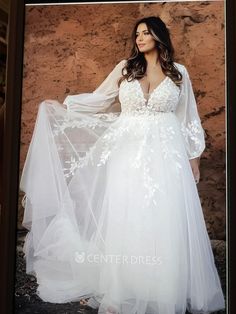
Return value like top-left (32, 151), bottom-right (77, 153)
top-left (136, 76), bottom-right (169, 102)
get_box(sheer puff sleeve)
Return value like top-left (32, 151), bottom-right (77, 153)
top-left (63, 59), bottom-right (126, 113)
top-left (174, 63), bottom-right (206, 160)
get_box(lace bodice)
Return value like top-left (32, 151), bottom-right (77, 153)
top-left (119, 76), bottom-right (180, 115)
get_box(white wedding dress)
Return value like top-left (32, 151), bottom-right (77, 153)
top-left (20, 59), bottom-right (225, 314)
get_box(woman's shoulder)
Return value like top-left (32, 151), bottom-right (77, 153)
top-left (116, 59), bottom-right (127, 68)
top-left (112, 59), bottom-right (127, 76)
top-left (173, 62), bottom-right (188, 74)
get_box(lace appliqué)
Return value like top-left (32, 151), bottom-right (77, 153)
top-left (143, 159), bottom-right (163, 207)
top-left (63, 147), bottom-right (96, 178)
top-left (129, 126), bottom-right (162, 206)
top-left (52, 112), bottom-right (119, 136)
top-left (119, 78), bottom-right (180, 115)
top-left (97, 125), bottom-right (130, 167)
top-left (181, 119), bottom-right (204, 158)
top-left (132, 149), bottom-right (163, 207)
top-left (52, 112), bottom-right (119, 179)
top-left (159, 125), bottom-right (182, 172)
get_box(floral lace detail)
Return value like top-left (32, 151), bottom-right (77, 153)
top-left (50, 112), bottom-right (120, 178)
top-left (181, 119), bottom-right (205, 158)
top-left (142, 156), bottom-right (164, 207)
top-left (159, 125), bottom-right (182, 173)
top-left (119, 77), bottom-right (180, 115)
top-left (52, 112), bottom-right (119, 136)
top-left (127, 115), bottom-right (181, 206)
top-left (130, 133), bottom-right (164, 207)
top-left (63, 147), bottom-right (96, 178)
top-left (63, 156), bottom-right (80, 177)
top-left (60, 120), bottom-right (128, 177)
top-left (97, 125), bottom-right (130, 167)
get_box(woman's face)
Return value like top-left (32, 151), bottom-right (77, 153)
top-left (135, 23), bottom-right (156, 53)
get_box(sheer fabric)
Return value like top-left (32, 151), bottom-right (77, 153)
top-left (20, 59), bottom-right (225, 314)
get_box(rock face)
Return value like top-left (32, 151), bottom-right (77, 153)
top-left (19, 2), bottom-right (225, 240)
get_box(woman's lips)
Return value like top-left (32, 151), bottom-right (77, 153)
top-left (138, 44), bottom-right (145, 47)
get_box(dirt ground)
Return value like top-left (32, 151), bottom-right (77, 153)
top-left (14, 230), bottom-right (226, 314)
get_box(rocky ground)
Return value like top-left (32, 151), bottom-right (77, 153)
top-left (14, 230), bottom-right (226, 314)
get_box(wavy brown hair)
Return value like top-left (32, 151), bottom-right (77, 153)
top-left (118, 16), bottom-right (182, 87)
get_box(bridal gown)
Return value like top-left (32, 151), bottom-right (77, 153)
top-left (20, 59), bottom-right (225, 314)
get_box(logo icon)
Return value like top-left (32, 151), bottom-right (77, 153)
top-left (74, 251), bottom-right (85, 263)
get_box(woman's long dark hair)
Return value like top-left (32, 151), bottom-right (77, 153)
top-left (118, 16), bottom-right (182, 87)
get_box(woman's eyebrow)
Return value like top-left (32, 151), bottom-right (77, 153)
top-left (136, 30), bottom-right (149, 34)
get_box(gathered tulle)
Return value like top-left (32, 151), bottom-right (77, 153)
top-left (20, 60), bottom-right (225, 314)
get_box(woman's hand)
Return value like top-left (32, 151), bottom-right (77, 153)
top-left (189, 157), bottom-right (200, 184)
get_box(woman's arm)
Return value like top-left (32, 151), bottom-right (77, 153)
top-left (174, 63), bottom-right (205, 183)
top-left (45, 59), bottom-right (126, 112)
top-left (63, 59), bottom-right (126, 113)
top-left (189, 157), bottom-right (200, 184)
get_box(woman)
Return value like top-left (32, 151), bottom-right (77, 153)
top-left (20, 16), bottom-right (225, 314)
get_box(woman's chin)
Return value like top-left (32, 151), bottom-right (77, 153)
top-left (138, 48), bottom-right (147, 53)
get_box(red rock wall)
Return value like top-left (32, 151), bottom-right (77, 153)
top-left (19, 1), bottom-right (225, 239)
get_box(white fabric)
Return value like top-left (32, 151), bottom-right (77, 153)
top-left (20, 59), bottom-right (225, 314)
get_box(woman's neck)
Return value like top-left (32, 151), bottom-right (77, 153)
top-left (144, 49), bottom-right (160, 68)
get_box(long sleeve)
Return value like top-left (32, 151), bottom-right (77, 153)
top-left (63, 59), bottom-right (126, 113)
top-left (174, 63), bottom-right (206, 160)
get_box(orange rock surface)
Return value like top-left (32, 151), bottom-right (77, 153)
top-left (19, 2), bottom-right (225, 239)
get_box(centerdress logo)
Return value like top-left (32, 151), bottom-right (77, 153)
top-left (74, 251), bottom-right (162, 266)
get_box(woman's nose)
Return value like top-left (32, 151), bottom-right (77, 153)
top-left (137, 34), bottom-right (143, 42)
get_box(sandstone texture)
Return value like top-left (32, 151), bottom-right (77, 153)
top-left (18, 2), bottom-right (225, 241)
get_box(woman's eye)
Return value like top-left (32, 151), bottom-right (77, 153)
top-left (136, 32), bottom-right (149, 37)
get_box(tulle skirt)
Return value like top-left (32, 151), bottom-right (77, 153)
top-left (20, 101), bottom-right (225, 314)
